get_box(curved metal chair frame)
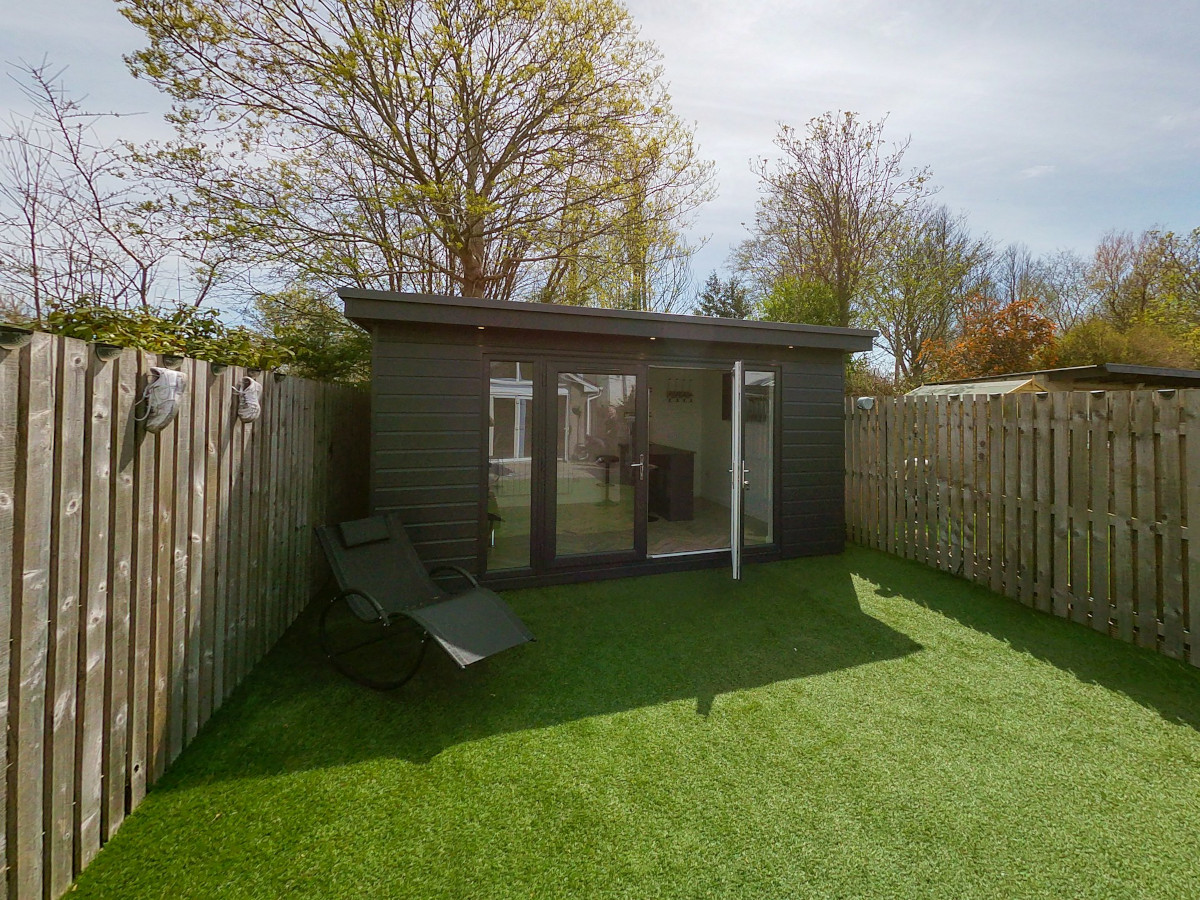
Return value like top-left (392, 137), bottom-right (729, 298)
top-left (315, 514), bottom-right (534, 691)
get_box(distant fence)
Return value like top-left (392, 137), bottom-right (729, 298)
top-left (0, 332), bottom-right (369, 900)
top-left (846, 391), bottom-right (1199, 668)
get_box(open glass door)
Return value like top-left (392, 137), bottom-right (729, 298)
top-left (730, 363), bottom-right (777, 580)
top-left (547, 365), bottom-right (647, 565)
top-left (730, 361), bottom-right (745, 579)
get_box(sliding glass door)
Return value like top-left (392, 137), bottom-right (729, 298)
top-left (485, 358), bottom-right (773, 579)
top-left (546, 365), bottom-right (647, 566)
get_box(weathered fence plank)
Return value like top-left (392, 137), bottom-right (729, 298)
top-left (1133, 392), bottom-right (1158, 648)
top-left (1185, 391), bottom-right (1200, 667)
top-left (0, 344), bottom-right (18, 900)
top-left (1068, 391), bottom-right (1090, 624)
top-left (77, 347), bottom-right (112, 869)
top-left (0, 335), bottom-right (367, 898)
top-left (1033, 394), bottom-right (1052, 612)
top-left (128, 351), bottom-right (156, 808)
top-left (12, 334), bottom-right (56, 900)
top-left (47, 338), bottom-right (85, 896)
top-left (846, 387), bottom-right (1200, 671)
top-left (104, 349), bottom-right (137, 839)
top-left (184, 360), bottom-right (207, 745)
top-left (1109, 392), bottom-right (1135, 642)
top-left (1017, 394), bottom-right (1034, 606)
top-left (1089, 392), bottom-right (1112, 634)
top-left (1159, 391), bottom-right (1184, 658)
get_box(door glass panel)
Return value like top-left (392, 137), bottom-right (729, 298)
top-left (646, 367), bottom-right (731, 556)
top-left (486, 361), bottom-right (533, 571)
top-left (555, 372), bottom-right (638, 556)
top-left (743, 370), bottom-right (775, 546)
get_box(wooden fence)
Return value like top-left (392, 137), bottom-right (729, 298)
top-left (0, 332), bottom-right (368, 899)
top-left (846, 391), bottom-right (1200, 668)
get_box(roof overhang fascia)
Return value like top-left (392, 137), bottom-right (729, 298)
top-left (339, 288), bottom-right (877, 353)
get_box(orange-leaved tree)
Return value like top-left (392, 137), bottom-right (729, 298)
top-left (920, 295), bottom-right (1057, 381)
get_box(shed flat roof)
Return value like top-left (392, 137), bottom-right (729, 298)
top-left (339, 289), bottom-right (877, 353)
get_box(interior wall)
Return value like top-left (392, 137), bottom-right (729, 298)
top-left (648, 367), bottom-right (702, 496)
top-left (697, 368), bottom-right (731, 507)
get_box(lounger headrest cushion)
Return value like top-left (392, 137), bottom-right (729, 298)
top-left (338, 516), bottom-right (391, 548)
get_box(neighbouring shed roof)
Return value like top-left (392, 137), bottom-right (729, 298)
top-left (908, 377), bottom-right (1046, 397)
top-left (339, 289), bottom-right (877, 353)
top-left (917, 363), bottom-right (1200, 390)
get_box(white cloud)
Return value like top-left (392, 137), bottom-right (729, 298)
top-left (1017, 165), bottom-right (1057, 180)
top-left (627, 0), bottom-right (1200, 274)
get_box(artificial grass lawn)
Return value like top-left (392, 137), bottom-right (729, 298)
top-left (72, 547), bottom-right (1200, 899)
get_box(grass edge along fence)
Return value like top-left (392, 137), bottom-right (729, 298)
top-left (1, 332), bottom-right (368, 900)
top-left (845, 391), bottom-right (1199, 669)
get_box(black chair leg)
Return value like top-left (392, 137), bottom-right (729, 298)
top-left (318, 598), bottom-right (431, 691)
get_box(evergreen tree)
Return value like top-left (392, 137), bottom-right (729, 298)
top-left (694, 273), bottom-right (753, 319)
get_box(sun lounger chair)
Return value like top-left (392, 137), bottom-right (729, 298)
top-left (315, 513), bottom-right (534, 689)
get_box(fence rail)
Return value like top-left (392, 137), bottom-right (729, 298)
top-left (1, 332), bottom-right (368, 899)
top-left (846, 391), bottom-right (1199, 668)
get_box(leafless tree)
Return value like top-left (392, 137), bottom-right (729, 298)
top-left (864, 203), bottom-right (992, 385)
top-left (742, 111), bottom-right (933, 327)
top-left (0, 61), bottom-right (175, 317)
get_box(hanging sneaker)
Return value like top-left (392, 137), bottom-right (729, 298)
top-left (235, 376), bottom-right (263, 422)
top-left (139, 367), bottom-right (187, 433)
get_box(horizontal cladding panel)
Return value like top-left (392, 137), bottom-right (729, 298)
top-left (373, 430), bottom-right (478, 452)
top-left (780, 452), bottom-right (841, 477)
top-left (777, 359), bottom-right (847, 376)
top-left (404, 519), bottom-right (477, 545)
top-left (780, 498), bottom-right (844, 520)
top-left (782, 489), bottom-right (840, 511)
top-left (375, 411), bottom-right (477, 432)
top-left (780, 401), bottom-right (845, 418)
top-left (372, 374), bottom-right (482, 396)
top-left (782, 431), bottom-right (844, 448)
top-left (375, 394), bottom-right (480, 415)
top-left (376, 448), bottom-right (478, 469)
top-left (780, 539), bottom-right (844, 559)
top-left (780, 414), bottom-right (844, 431)
top-left (781, 521), bottom-right (846, 540)
top-left (407, 538), bottom-right (478, 564)
top-left (780, 471), bottom-right (845, 490)
top-left (782, 381), bottom-right (849, 398)
top-left (779, 455), bottom-right (844, 475)
top-left (375, 503), bottom-right (478, 526)
top-left (374, 484), bottom-right (479, 507)
top-left (374, 338), bottom-right (482, 360)
top-left (779, 438), bottom-right (841, 456)
top-left (781, 400), bottom-right (844, 417)
top-left (374, 466), bottom-right (479, 489)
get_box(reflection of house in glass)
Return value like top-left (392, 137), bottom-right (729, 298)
top-left (488, 362), bottom-right (535, 570)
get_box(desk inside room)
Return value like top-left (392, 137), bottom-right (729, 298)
top-left (648, 443), bottom-right (694, 521)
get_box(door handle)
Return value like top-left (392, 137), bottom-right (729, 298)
top-left (743, 464), bottom-right (750, 488)
top-left (629, 453), bottom-right (646, 481)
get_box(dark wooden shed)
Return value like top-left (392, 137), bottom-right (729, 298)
top-left (341, 289), bottom-right (875, 588)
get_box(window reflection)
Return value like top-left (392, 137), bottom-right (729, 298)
top-left (743, 370), bottom-right (775, 546)
top-left (555, 372), bottom-right (638, 556)
top-left (487, 361), bottom-right (533, 571)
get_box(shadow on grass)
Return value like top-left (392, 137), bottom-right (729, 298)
top-left (162, 554), bottom-right (920, 784)
top-left (847, 546), bottom-right (1200, 732)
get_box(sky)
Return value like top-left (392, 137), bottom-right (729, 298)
top-left (3, 0), bottom-right (1199, 288)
